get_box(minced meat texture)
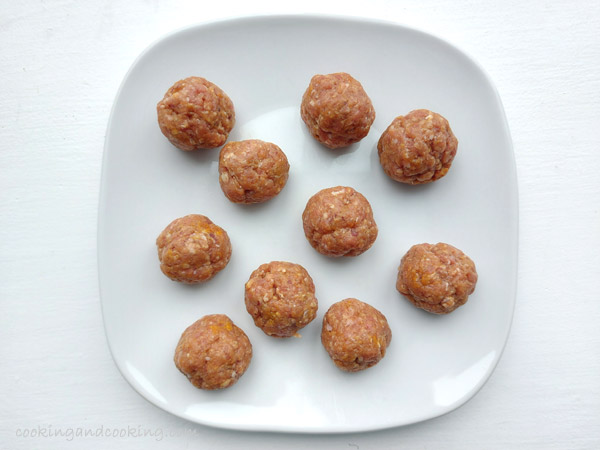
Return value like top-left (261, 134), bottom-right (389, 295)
top-left (321, 298), bottom-right (392, 372)
top-left (302, 186), bottom-right (378, 257)
top-left (157, 76), bottom-right (235, 150)
top-left (156, 214), bottom-right (232, 283)
top-left (219, 140), bottom-right (289, 204)
top-left (174, 314), bottom-right (252, 390)
top-left (245, 261), bottom-right (318, 338)
top-left (397, 242), bottom-right (478, 314)
top-left (378, 109), bottom-right (457, 184)
top-left (301, 72), bottom-right (375, 149)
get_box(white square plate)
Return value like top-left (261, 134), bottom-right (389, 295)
top-left (99, 15), bottom-right (518, 433)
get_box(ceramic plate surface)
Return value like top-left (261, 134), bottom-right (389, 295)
top-left (99, 15), bottom-right (517, 433)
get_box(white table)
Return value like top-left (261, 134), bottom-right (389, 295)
top-left (2, 1), bottom-right (599, 448)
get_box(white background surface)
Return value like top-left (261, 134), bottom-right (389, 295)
top-left (1, 0), bottom-right (598, 448)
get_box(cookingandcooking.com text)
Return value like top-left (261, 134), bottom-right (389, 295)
top-left (14, 424), bottom-right (201, 441)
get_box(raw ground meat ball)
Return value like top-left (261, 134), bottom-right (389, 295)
top-left (301, 72), bottom-right (375, 149)
top-left (321, 298), bottom-right (392, 372)
top-left (378, 109), bottom-right (458, 184)
top-left (219, 140), bottom-right (290, 204)
top-left (156, 214), bottom-right (232, 284)
top-left (302, 186), bottom-right (378, 257)
top-left (397, 242), bottom-right (478, 314)
top-left (157, 76), bottom-right (235, 151)
top-left (244, 261), bottom-right (318, 338)
top-left (174, 314), bottom-right (252, 390)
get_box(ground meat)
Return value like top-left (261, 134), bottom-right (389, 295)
top-left (300, 72), bottom-right (375, 149)
top-left (218, 140), bottom-right (290, 204)
top-left (157, 76), bottom-right (235, 151)
top-left (302, 186), bottom-right (378, 257)
top-left (397, 242), bottom-right (478, 314)
top-left (244, 261), bottom-right (318, 338)
top-left (174, 314), bottom-right (252, 390)
top-left (321, 298), bottom-right (392, 372)
top-left (156, 214), bottom-right (232, 284)
top-left (377, 109), bottom-right (458, 184)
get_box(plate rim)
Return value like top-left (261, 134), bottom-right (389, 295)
top-left (97, 13), bottom-right (519, 434)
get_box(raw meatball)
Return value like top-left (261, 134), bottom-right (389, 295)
top-left (157, 76), bottom-right (235, 151)
top-left (245, 261), bottom-right (318, 338)
top-left (301, 72), bottom-right (375, 149)
top-left (156, 214), bottom-right (232, 284)
top-left (219, 140), bottom-right (290, 204)
top-left (397, 242), bottom-right (478, 314)
top-left (378, 109), bottom-right (458, 184)
top-left (302, 186), bottom-right (378, 257)
top-left (174, 314), bottom-right (252, 390)
top-left (321, 298), bottom-right (392, 372)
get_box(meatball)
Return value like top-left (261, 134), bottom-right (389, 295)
top-left (377, 109), bottom-right (458, 184)
top-left (218, 140), bottom-right (290, 204)
top-left (302, 186), bottom-right (378, 257)
top-left (156, 214), bottom-right (232, 284)
top-left (245, 261), bottom-right (318, 338)
top-left (301, 72), bottom-right (375, 149)
top-left (397, 242), bottom-right (478, 314)
top-left (174, 314), bottom-right (252, 390)
top-left (157, 76), bottom-right (235, 151)
top-left (321, 298), bottom-right (392, 372)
